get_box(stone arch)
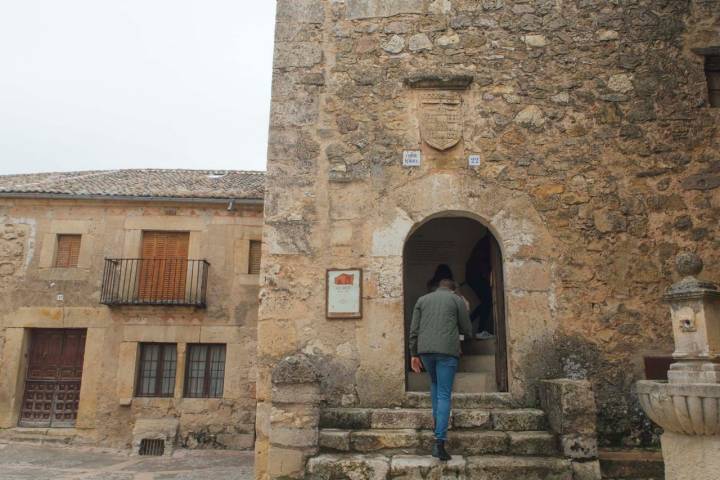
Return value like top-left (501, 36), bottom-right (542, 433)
top-left (369, 173), bottom-right (560, 403)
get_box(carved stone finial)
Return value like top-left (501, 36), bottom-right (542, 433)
top-left (676, 252), bottom-right (703, 278)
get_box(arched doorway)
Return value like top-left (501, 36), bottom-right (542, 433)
top-left (403, 216), bottom-right (508, 393)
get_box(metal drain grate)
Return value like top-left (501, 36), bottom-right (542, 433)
top-left (139, 438), bottom-right (165, 456)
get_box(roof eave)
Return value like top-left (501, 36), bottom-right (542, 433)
top-left (0, 192), bottom-right (264, 205)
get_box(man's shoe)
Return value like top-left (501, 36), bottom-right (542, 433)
top-left (431, 440), bottom-right (452, 461)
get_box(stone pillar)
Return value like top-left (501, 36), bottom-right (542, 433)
top-left (266, 353), bottom-right (321, 480)
top-left (539, 379), bottom-right (601, 480)
top-left (637, 253), bottom-right (720, 480)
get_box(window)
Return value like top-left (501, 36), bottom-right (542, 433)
top-left (706, 55), bottom-right (720, 108)
top-left (136, 343), bottom-right (177, 397)
top-left (54, 234), bottom-right (81, 268)
top-left (248, 240), bottom-right (262, 275)
top-left (184, 344), bottom-right (226, 398)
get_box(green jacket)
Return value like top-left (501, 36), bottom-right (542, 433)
top-left (409, 287), bottom-right (473, 358)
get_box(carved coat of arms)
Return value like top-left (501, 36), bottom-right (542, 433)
top-left (419, 91), bottom-right (463, 151)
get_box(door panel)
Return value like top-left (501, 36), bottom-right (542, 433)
top-left (490, 237), bottom-right (508, 392)
top-left (20, 329), bottom-right (87, 428)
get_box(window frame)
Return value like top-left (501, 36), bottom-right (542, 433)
top-left (248, 240), bottom-right (262, 275)
top-left (135, 343), bottom-right (177, 398)
top-left (183, 344), bottom-right (226, 399)
top-left (54, 234), bottom-right (82, 268)
top-left (706, 55), bottom-right (720, 108)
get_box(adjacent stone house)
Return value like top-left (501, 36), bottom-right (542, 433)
top-left (0, 169), bottom-right (263, 451)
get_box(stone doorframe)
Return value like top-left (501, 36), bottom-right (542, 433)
top-left (370, 173), bottom-right (560, 404)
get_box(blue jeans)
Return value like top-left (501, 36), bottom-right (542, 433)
top-left (420, 353), bottom-right (458, 441)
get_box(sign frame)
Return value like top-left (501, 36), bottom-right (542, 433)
top-left (326, 268), bottom-right (363, 320)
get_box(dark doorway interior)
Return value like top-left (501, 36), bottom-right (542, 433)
top-left (403, 217), bottom-right (507, 393)
top-left (19, 329), bottom-right (87, 427)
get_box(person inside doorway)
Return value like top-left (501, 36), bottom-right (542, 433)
top-left (426, 264), bottom-right (454, 292)
top-left (409, 278), bottom-right (473, 461)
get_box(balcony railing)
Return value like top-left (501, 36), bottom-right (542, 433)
top-left (101, 258), bottom-right (209, 308)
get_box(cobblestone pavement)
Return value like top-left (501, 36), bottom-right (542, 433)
top-left (0, 442), bottom-right (254, 480)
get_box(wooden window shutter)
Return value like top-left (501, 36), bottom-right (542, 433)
top-left (54, 235), bottom-right (81, 268)
top-left (139, 231), bottom-right (190, 302)
top-left (248, 240), bottom-right (262, 275)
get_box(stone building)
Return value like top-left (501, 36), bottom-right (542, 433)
top-left (0, 169), bottom-right (263, 452)
top-left (256, 0), bottom-right (720, 478)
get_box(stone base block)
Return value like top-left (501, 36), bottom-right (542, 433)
top-left (131, 418), bottom-right (179, 456)
top-left (571, 460), bottom-right (601, 480)
top-left (662, 432), bottom-right (720, 480)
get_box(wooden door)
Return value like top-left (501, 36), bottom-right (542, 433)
top-left (20, 329), bottom-right (86, 427)
top-left (138, 231), bottom-right (189, 303)
top-left (490, 237), bottom-right (508, 392)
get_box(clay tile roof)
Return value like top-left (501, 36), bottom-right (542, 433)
top-left (0, 169), bottom-right (265, 201)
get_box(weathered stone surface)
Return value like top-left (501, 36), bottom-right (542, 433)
top-left (560, 434), bottom-right (598, 460)
top-left (539, 380), bottom-right (597, 436)
top-left (390, 454), bottom-right (466, 477)
top-left (452, 409), bottom-right (492, 429)
top-left (383, 35), bottom-right (405, 54)
top-left (466, 456), bottom-right (572, 480)
top-left (346, 0), bottom-right (424, 20)
top-left (492, 409), bottom-right (547, 431)
top-left (319, 429), bottom-right (351, 451)
top-left (508, 431), bottom-right (558, 456)
top-left (307, 454), bottom-right (390, 480)
top-left (447, 430), bottom-right (508, 455)
top-left (571, 460), bottom-right (602, 480)
top-left (371, 409), bottom-right (434, 430)
top-left (321, 408), bottom-right (372, 430)
top-left (514, 105), bottom-right (545, 128)
top-left (408, 34), bottom-right (433, 52)
top-left (272, 353), bottom-right (320, 385)
top-left (350, 429), bottom-right (420, 452)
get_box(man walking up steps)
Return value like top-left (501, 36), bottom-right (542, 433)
top-left (409, 278), bottom-right (473, 461)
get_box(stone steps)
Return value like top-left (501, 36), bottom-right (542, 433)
top-left (458, 353), bottom-right (495, 372)
top-left (306, 454), bottom-right (573, 480)
top-left (319, 428), bottom-right (558, 457)
top-left (407, 371), bottom-right (497, 393)
top-left (320, 407), bottom-right (547, 431)
top-left (401, 391), bottom-right (516, 409)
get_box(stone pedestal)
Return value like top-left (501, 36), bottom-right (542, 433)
top-left (266, 354), bottom-right (321, 480)
top-left (539, 379), bottom-right (601, 479)
top-left (662, 432), bottom-right (720, 480)
top-left (637, 253), bottom-right (720, 480)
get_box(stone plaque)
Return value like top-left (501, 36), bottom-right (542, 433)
top-left (468, 154), bottom-right (481, 167)
top-left (419, 91), bottom-right (462, 151)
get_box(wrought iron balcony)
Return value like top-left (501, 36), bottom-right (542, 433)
top-left (100, 258), bottom-right (209, 307)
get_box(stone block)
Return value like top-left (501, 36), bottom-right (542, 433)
top-left (662, 432), bottom-right (720, 480)
top-left (350, 429), bottom-right (419, 452)
top-left (270, 427), bottom-right (318, 448)
top-left (319, 429), bottom-right (351, 451)
top-left (371, 409), bottom-right (434, 430)
top-left (466, 455), bottom-right (572, 480)
top-left (560, 434), bottom-right (598, 460)
top-left (492, 409), bottom-right (547, 431)
top-left (306, 454), bottom-right (390, 480)
top-left (320, 408), bottom-right (372, 429)
top-left (539, 380), bottom-right (597, 435)
top-left (447, 430), bottom-right (508, 455)
top-left (452, 409), bottom-right (491, 429)
top-left (268, 447), bottom-right (307, 478)
top-left (390, 454), bottom-right (466, 477)
top-left (508, 431), bottom-right (558, 456)
top-left (272, 383), bottom-right (321, 405)
top-left (276, 0), bottom-right (324, 24)
top-left (345, 0), bottom-right (424, 20)
top-left (571, 460), bottom-right (602, 480)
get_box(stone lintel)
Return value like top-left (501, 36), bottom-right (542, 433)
top-left (691, 46), bottom-right (720, 56)
top-left (404, 74), bottom-right (474, 90)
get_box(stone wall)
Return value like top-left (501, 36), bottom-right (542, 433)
top-left (258, 0), bottom-right (720, 462)
top-left (0, 198), bottom-right (261, 449)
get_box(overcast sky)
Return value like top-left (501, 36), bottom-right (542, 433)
top-left (0, 1), bottom-right (276, 175)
